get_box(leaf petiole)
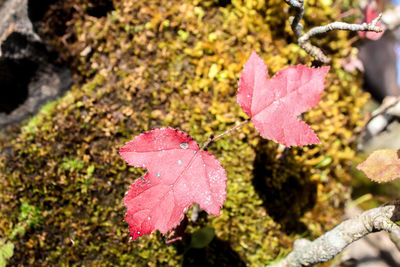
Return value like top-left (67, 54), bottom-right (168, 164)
top-left (200, 119), bottom-right (250, 150)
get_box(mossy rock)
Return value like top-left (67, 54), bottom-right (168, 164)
top-left (0, 0), bottom-right (368, 265)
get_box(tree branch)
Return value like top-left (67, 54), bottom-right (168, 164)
top-left (283, 0), bottom-right (303, 9)
top-left (354, 96), bottom-right (400, 146)
top-left (283, 1), bottom-right (384, 63)
top-left (370, 96), bottom-right (400, 120)
top-left (285, 0), bottom-right (304, 38)
top-left (270, 200), bottom-right (400, 267)
top-left (298, 15), bottom-right (383, 44)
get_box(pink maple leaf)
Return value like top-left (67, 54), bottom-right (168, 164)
top-left (237, 51), bottom-right (330, 147)
top-left (357, 149), bottom-right (400, 183)
top-left (119, 127), bottom-right (227, 240)
top-left (358, 2), bottom-right (385, 40)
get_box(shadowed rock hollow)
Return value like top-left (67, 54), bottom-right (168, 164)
top-left (0, 0), bottom-right (72, 127)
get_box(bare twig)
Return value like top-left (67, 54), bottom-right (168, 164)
top-left (285, 0), bottom-right (304, 38)
top-left (269, 200), bottom-right (400, 267)
top-left (370, 96), bottom-right (400, 120)
top-left (297, 41), bottom-right (330, 63)
top-left (358, 96), bottom-right (400, 142)
top-left (337, 8), bottom-right (357, 19)
top-left (298, 16), bottom-right (383, 63)
top-left (299, 15), bottom-right (383, 43)
top-left (283, 1), bottom-right (384, 63)
top-left (284, 0), bottom-right (303, 9)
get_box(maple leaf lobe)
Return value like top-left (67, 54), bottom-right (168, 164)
top-left (120, 127), bottom-right (227, 240)
top-left (237, 51), bottom-right (329, 147)
top-left (237, 50), bottom-right (268, 117)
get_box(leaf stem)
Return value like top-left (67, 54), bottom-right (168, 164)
top-left (200, 119), bottom-right (250, 150)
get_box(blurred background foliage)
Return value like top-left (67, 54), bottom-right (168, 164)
top-left (0, 0), bottom-right (372, 265)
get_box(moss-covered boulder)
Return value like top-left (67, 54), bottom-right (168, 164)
top-left (0, 0), bottom-right (368, 265)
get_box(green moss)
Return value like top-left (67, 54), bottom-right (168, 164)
top-left (81, 74), bottom-right (106, 93)
top-left (9, 201), bottom-right (42, 240)
top-left (22, 100), bottom-right (58, 135)
top-left (0, 240), bottom-right (14, 267)
top-left (60, 158), bottom-right (85, 171)
top-left (0, 0), bottom-right (368, 265)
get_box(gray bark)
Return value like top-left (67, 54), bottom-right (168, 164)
top-left (270, 200), bottom-right (400, 267)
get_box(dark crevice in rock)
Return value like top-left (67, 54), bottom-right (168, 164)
top-left (86, 0), bottom-right (114, 18)
top-left (2, 31), bottom-right (29, 53)
top-left (1, 31), bottom-right (54, 60)
top-left (0, 0), bottom-right (73, 127)
top-left (30, 0), bottom-right (76, 38)
top-left (0, 58), bottom-right (37, 114)
top-left (27, 0), bottom-right (55, 22)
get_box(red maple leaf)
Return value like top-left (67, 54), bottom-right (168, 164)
top-left (237, 51), bottom-right (330, 147)
top-left (119, 127), bottom-right (227, 240)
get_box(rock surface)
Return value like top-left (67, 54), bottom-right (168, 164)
top-left (0, 0), bottom-right (72, 127)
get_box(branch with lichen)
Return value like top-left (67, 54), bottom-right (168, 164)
top-left (269, 200), bottom-right (400, 267)
top-left (284, 0), bottom-right (384, 63)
